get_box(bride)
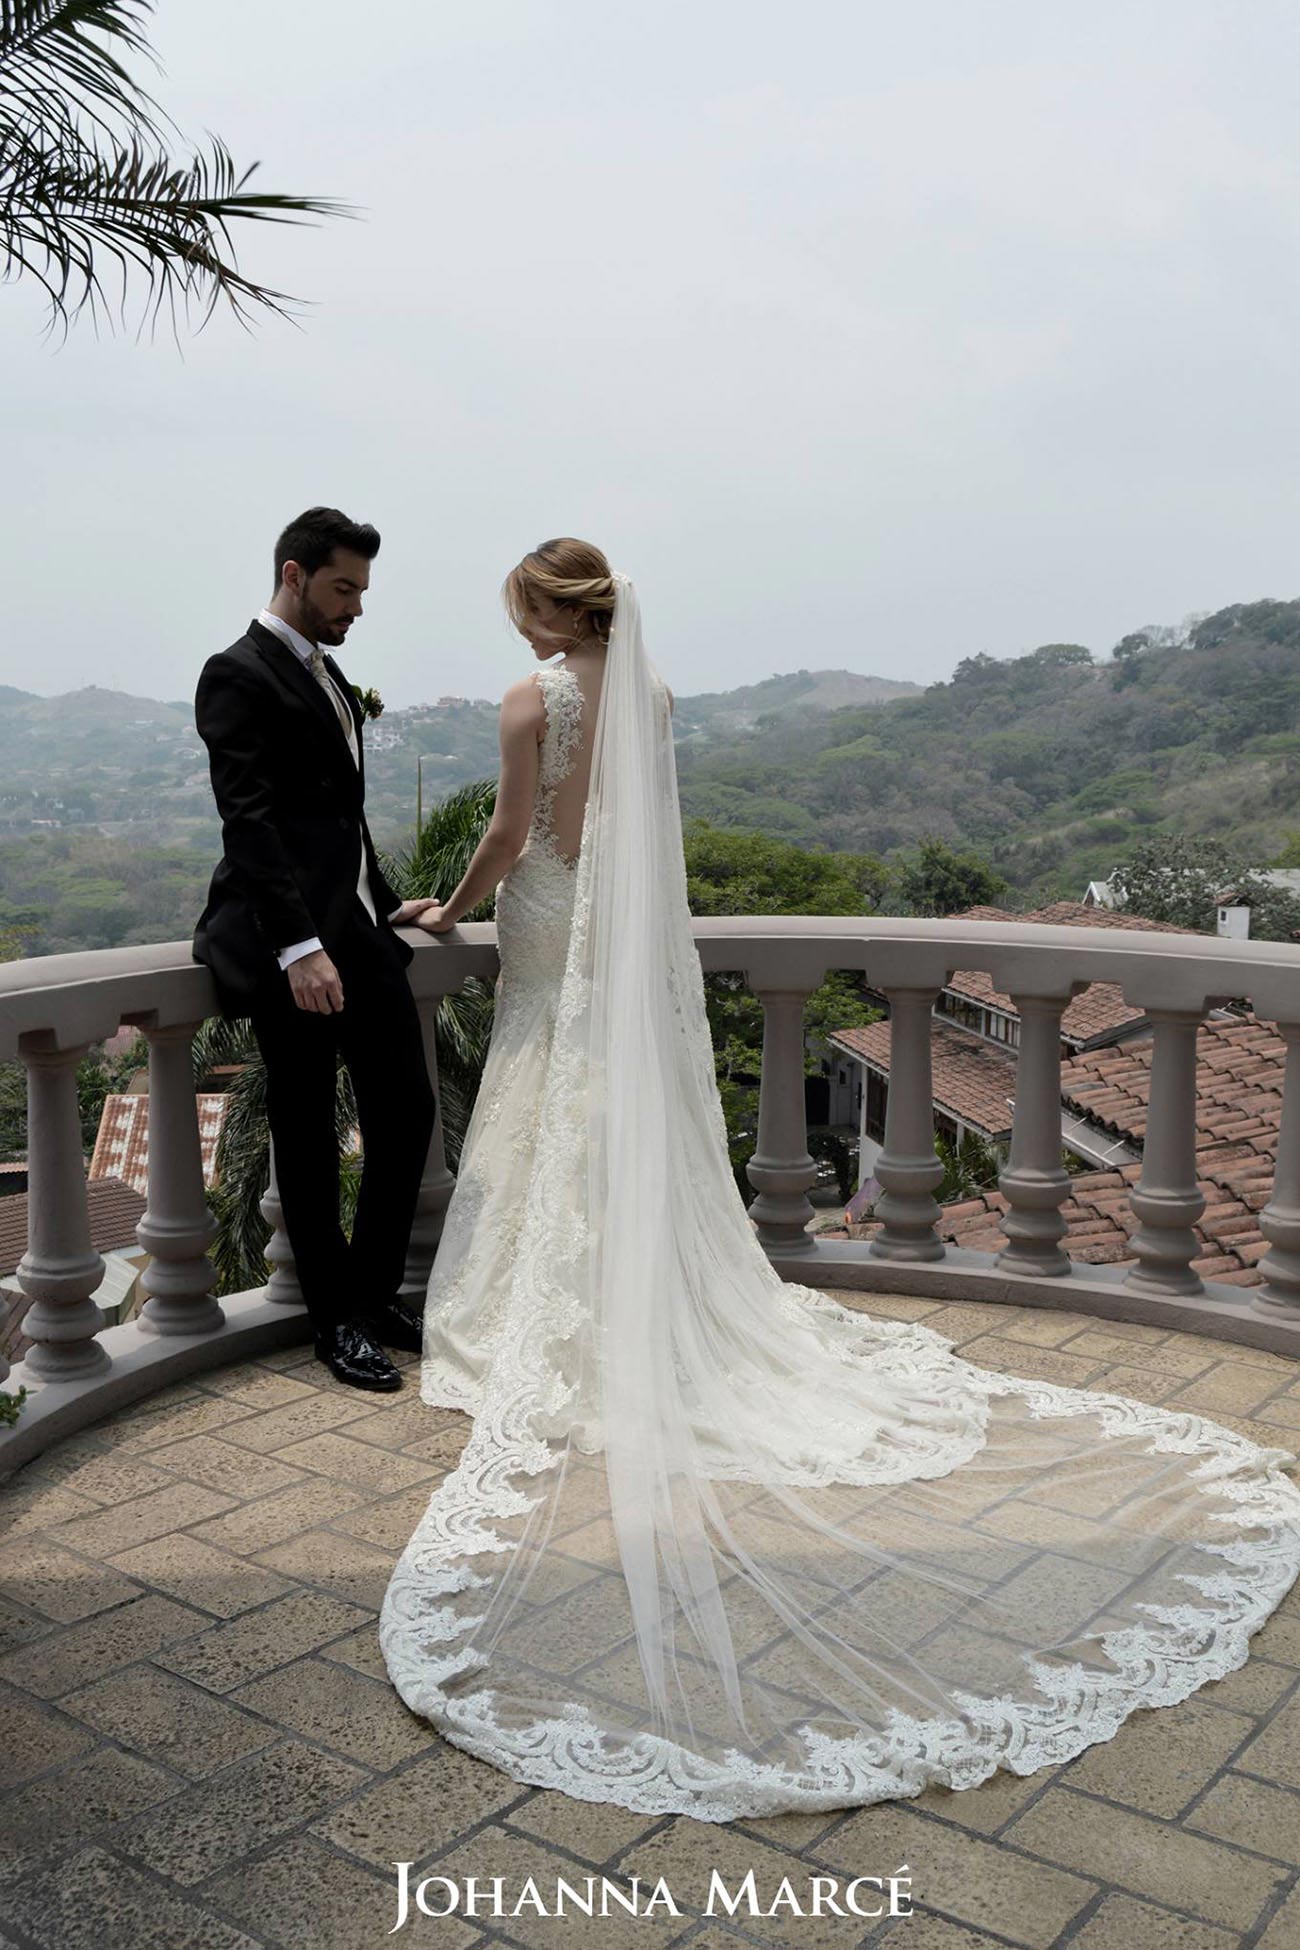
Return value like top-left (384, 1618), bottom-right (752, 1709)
top-left (379, 538), bottom-right (1300, 1823)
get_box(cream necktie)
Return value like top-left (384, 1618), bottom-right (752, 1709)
top-left (308, 646), bottom-right (356, 747)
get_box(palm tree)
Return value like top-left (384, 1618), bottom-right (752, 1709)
top-left (201, 782), bottom-right (498, 1296)
top-left (1, 0), bottom-right (355, 336)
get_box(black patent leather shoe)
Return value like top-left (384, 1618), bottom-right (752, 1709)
top-left (313, 1319), bottom-right (402, 1391)
top-left (358, 1297), bottom-right (424, 1355)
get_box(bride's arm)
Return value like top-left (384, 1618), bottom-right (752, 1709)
top-left (417, 678), bottom-right (544, 930)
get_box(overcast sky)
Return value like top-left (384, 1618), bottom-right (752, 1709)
top-left (7, 0), bottom-right (1300, 709)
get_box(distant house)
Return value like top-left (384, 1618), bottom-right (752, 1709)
top-left (1213, 872), bottom-right (1300, 940)
top-left (825, 899), bottom-right (1284, 1286)
top-left (90, 1092), bottom-right (229, 1198)
top-left (829, 900), bottom-right (1189, 1182)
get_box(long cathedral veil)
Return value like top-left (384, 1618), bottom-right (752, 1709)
top-left (380, 575), bottom-right (1300, 1822)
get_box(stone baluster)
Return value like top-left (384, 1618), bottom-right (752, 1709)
top-left (400, 995), bottom-right (456, 1299)
top-left (869, 987), bottom-right (946, 1262)
top-left (135, 1021), bottom-right (223, 1335)
top-left (1254, 1020), bottom-right (1300, 1317)
top-left (16, 1038), bottom-right (110, 1379)
top-left (1123, 1006), bottom-right (1206, 1297)
top-left (997, 994), bottom-right (1073, 1277)
top-left (746, 985), bottom-right (818, 1254)
top-left (259, 1139), bottom-right (303, 1305)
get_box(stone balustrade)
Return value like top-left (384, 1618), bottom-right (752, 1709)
top-left (2, 914), bottom-right (1300, 1475)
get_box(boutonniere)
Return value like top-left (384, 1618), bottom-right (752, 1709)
top-left (350, 684), bottom-right (384, 722)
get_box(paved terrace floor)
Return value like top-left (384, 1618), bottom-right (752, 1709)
top-left (2, 1292), bottom-right (1300, 1950)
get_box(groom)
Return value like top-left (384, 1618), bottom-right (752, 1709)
top-left (193, 506), bottom-right (438, 1391)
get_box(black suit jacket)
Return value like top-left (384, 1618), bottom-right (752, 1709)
top-left (192, 618), bottom-right (410, 1001)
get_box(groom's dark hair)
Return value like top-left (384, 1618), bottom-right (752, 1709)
top-left (273, 506), bottom-right (381, 587)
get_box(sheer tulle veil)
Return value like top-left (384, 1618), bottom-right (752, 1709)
top-left (380, 573), bottom-right (1300, 1822)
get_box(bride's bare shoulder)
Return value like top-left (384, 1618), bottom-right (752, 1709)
top-left (499, 673), bottom-right (548, 745)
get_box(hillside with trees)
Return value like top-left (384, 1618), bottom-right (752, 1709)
top-left (673, 600), bottom-right (1300, 900)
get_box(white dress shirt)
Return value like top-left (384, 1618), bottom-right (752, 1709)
top-left (256, 609), bottom-right (402, 968)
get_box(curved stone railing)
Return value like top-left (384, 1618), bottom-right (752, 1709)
top-left (2, 914), bottom-right (1300, 1474)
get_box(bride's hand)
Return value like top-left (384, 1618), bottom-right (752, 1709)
top-left (415, 903), bottom-right (458, 934)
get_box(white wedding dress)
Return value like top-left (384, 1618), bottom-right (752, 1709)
top-left (380, 578), bottom-right (1300, 1824)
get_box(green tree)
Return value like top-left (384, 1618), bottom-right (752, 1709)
top-left (2, 0), bottom-right (353, 337)
top-left (683, 822), bottom-right (884, 1195)
top-left (895, 836), bottom-right (1007, 917)
top-left (1111, 834), bottom-right (1300, 941)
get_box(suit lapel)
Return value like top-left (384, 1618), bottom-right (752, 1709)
top-left (247, 618), bottom-right (355, 756)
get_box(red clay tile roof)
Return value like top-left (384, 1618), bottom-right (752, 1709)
top-left (831, 1021), bottom-right (1017, 1139)
top-left (933, 900), bottom-right (1199, 1047)
top-left (0, 1175), bottom-right (146, 1284)
top-left (89, 1093), bottom-right (228, 1196)
top-left (830, 1007), bottom-right (1287, 1289)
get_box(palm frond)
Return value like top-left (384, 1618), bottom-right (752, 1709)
top-left (1, 1), bottom-right (164, 146)
top-left (384, 779), bottom-right (498, 916)
top-left (0, 0), bottom-right (357, 336)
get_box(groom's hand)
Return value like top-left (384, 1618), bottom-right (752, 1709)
top-left (390, 899), bottom-right (440, 926)
top-left (287, 949), bottom-right (345, 1014)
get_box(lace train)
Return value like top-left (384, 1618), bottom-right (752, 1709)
top-left (381, 654), bottom-right (1300, 1824)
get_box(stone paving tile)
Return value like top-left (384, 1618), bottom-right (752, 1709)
top-left (1062, 1893), bottom-right (1244, 1950)
top-left (2, 1292), bottom-right (1299, 1950)
top-left (501, 1791), bottom-right (669, 1867)
top-left (803, 1801), bottom-right (1098, 1949)
top-left (106, 1529), bottom-right (297, 1618)
top-left (22, 1443), bottom-right (177, 1506)
top-left (947, 1335), bottom-right (1113, 1388)
top-left (0, 1535), bottom-right (143, 1622)
top-left (871, 1916), bottom-right (1071, 1950)
top-left (252, 1524), bottom-right (399, 1611)
top-left (1059, 1695), bottom-right (1257, 1818)
top-left (326, 1481), bottom-right (440, 1553)
top-left (92, 1390), bottom-right (261, 1451)
top-left (188, 1477), bottom-right (377, 1555)
top-left (1185, 1771), bottom-right (1300, 1866)
top-left (1, 1744), bottom-right (181, 1869)
top-left (212, 1392), bottom-right (378, 1455)
top-left (1057, 1331), bottom-right (1221, 1379)
top-left (1170, 1364), bottom-right (1300, 1418)
top-left (310, 1744), bottom-right (528, 1868)
top-left (266, 1429), bottom-right (440, 1493)
top-left (0, 1590), bottom-right (211, 1698)
top-left (1252, 1615), bottom-right (1300, 1667)
top-left (0, 1844), bottom-right (262, 1950)
top-left (46, 1479), bottom-right (239, 1560)
top-left (193, 1361), bottom-right (321, 1409)
top-left (0, 1593), bottom-right (53, 1656)
top-left (1001, 1784), bottom-right (1287, 1930)
top-left (138, 1431), bottom-right (310, 1500)
top-left (0, 1675), bottom-right (98, 1787)
top-left (0, 1477), bottom-right (99, 1538)
top-left (153, 1587), bottom-right (374, 1694)
top-left (1258, 1884), bottom-right (1300, 1949)
top-left (204, 1833), bottom-right (482, 1950)
top-left (60, 1663), bottom-right (281, 1778)
top-left (1234, 1692), bottom-right (1300, 1790)
top-left (230, 1652), bottom-right (431, 1767)
top-left (109, 1735), bottom-right (367, 1887)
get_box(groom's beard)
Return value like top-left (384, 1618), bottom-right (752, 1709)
top-left (299, 594), bottom-right (352, 651)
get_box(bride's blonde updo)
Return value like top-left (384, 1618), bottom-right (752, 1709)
top-left (503, 537), bottom-right (616, 645)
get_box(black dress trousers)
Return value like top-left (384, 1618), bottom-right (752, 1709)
top-left (246, 909), bottom-right (437, 1333)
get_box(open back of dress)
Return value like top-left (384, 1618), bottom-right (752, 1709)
top-left (381, 582), bottom-right (1300, 1823)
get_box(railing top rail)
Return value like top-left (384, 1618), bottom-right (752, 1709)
top-left (4, 913), bottom-right (1300, 1060)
